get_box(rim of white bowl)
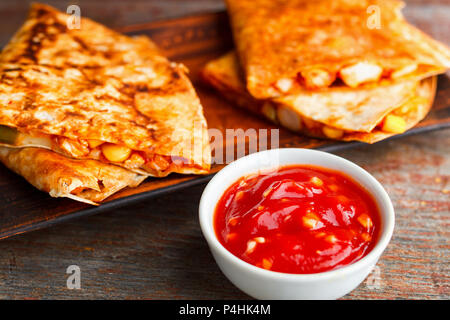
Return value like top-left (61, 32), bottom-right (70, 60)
top-left (199, 148), bottom-right (395, 282)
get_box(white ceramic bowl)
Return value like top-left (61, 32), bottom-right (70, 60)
top-left (199, 148), bottom-right (395, 300)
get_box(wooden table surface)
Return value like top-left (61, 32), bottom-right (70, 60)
top-left (0, 0), bottom-right (448, 300)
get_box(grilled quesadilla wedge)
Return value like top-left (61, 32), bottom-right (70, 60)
top-left (0, 147), bottom-right (146, 205)
top-left (225, 0), bottom-right (450, 98)
top-left (0, 3), bottom-right (210, 177)
top-left (202, 52), bottom-right (436, 143)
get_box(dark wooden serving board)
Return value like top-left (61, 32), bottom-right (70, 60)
top-left (0, 11), bottom-right (448, 240)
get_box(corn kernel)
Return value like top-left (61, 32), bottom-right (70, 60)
top-left (329, 184), bottom-right (338, 192)
top-left (227, 233), bottom-right (237, 241)
top-left (315, 232), bottom-right (326, 238)
top-left (254, 237), bottom-right (266, 244)
top-left (228, 217), bottom-right (238, 227)
top-left (325, 235), bottom-right (338, 243)
top-left (302, 217), bottom-right (318, 229)
top-left (322, 126), bottom-right (344, 139)
top-left (261, 258), bottom-right (273, 270)
top-left (361, 233), bottom-right (372, 241)
top-left (101, 143), bottom-right (132, 162)
top-left (302, 212), bottom-right (320, 229)
top-left (381, 115), bottom-right (406, 133)
top-left (311, 176), bottom-right (324, 187)
top-left (357, 214), bottom-right (373, 229)
top-left (87, 139), bottom-right (104, 148)
top-left (235, 191), bottom-right (244, 200)
top-left (246, 240), bottom-right (257, 254)
top-left (261, 102), bottom-right (277, 123)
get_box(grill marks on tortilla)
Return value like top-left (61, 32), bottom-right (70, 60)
top-left (0, 3), bottom-right (211, 176)
top-left (0, 62), bottom-right (163, 147)
top-left (10, 17), bottom-right (66, 64)
top-left (0, 54), bottom-right (170, 145)
top-left (225, 0), bottom-right (450, 98)
top-left (7, 8), bottom-right (130, 69)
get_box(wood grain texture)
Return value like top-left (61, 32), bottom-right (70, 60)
top-left (0, 0), bottom-right (448, 300)
top-left (0, 129), bottom-right (448, 300)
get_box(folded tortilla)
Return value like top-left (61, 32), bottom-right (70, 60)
top-left (0, 3), bottom-right (211, 177)
top-left (0, 147), bottom-right (146, 205)
top-left (202, 52), bottom-right (436, 143)
top-left (225, 0), bottom-right (450, 98)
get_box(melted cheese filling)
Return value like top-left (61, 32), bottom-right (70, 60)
top-left (0, 125), bottom-right (189, 176)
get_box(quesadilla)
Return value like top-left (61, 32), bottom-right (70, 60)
top-left (202, 52), bottom-right (436, 143)
top-left (0, 3), bottom-right (211, 178)
top-left (0, 147), bottom-right (146, 205)
top-left (225, 0), bottom-right (450, 98)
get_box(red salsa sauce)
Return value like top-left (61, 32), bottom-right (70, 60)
top-left (214, 165), bottom-right (381, 274)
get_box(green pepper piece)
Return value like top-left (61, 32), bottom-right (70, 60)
top-left (0, 125), bottom-right (19, 144)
